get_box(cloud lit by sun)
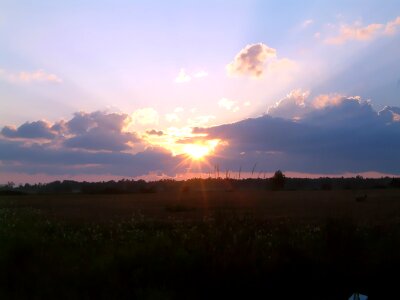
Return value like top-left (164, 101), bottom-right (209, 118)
top-left (142, 125), bottom-right (221, 161)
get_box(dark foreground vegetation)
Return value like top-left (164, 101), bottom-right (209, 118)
top-left (1, 188), bottom-right (400, 299)
top-left (2, 174), bottom-right (400, 195)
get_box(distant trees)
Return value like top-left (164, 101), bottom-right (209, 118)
top-left (270, 170), bottom-right (286, 190)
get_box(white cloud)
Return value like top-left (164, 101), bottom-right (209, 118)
top-left (130, 108), bottom-right (159, 126)
top-left (243, 101), bottom-right (251, 107)
top-left (218, 98), bottom-right (239, 112)
top-left (175, 69), bottom-right (191, 83)
top-left (267, 89), bottom-right (310, 119)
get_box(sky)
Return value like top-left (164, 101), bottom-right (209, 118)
top-left (1, 0), bottom-right (400, 183)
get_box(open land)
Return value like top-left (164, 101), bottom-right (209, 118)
top-left (1, 189), bottom-right (400, 299)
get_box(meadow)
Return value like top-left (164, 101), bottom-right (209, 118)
top-left (1, 189), bottom-right (400, 299)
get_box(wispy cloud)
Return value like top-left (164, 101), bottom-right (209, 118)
top-left (193, 70), bottom-right (208, 78)
top-left (302, 19), bottom-right (314, 28)
top-left (174, 69), bottom-right (208, 83)
top-left (0, 69), bottom-right (62, 83)
top-left (384, 16), bottom-right (400, 35)
top-left (325, 16), bottom-right (400, 45)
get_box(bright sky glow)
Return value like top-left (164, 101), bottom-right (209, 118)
top-left (1, 0), bottom-right (400, 182)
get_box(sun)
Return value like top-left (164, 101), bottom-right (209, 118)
top-left (183, 144), bottom-right (211, 160)
top-left (182, 139), bottom-right (220, 161)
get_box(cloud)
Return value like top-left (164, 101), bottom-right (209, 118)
top-left (175, 69), bottom-right (191, 83)
top-left (1, 111), bottom-right (143, 153)
top-left (193, 71), bottom-right (208, 78)
top-left (0, 69), bottom-right (62, 83)
top-left (325, 23), bottom-right (383, 44)
top-left (64, 129), bottom-right (139, 152)
top-left (195, 95), bottom-right (400, 174)
top-left (0, 140), bottom-right (181, 177)
top-left (312, 93), bottom-right (345, 109)
top-left (384, 16), bottom-right (400, 35)
top-left (267, 90), bottom-right (362, 120)
top-left (174, 107), bottom-right (184, 113)
top-left (302, 19), bottom-right (314, 28)
top-left (146, 129), bottom-right (164, 136)
top-left (226, 43), bottom-right (277, 78)
top-left (64, 111), bottom-right (142, 152)
top-left (2, 97), bottom-right (400, 179)
top-left (1, 120), bottom-right (57, 139)
top-left (325, 16), bottom-right (400, 45)
top-left (130, 108), bottom-right (159, 126)
top-left (379, 106), bottom-right (400, 123)
top-left (165, 113), bottom-right (180, 123)
top-left (187, 115), bottom-right (216, 127)
top-left (218, 98), bottom-right (239, 112)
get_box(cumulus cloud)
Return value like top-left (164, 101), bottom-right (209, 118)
top-left (312, 93), bottom-right (344, 109)
top-left (226, 43), bottom-right (297, 78)
top-left (2, 97), bottom-right (400, 179)
top-left (195, 95), bottom-right (400, 174)
top-left (0, 69), bottom-right (62, 83)
top-left (325, 16), bottom-right (400, 45)
top-left (267, 89), bottom-right (310, 119)
top-left (1, 111), bottom-right (143, 153)
top-left (1, 120), bottom-right (57, 140)
top-left (266, 90), bottom-right (363, 120)
top-left (227, 43), bottom-right (277, 78)
top-left (218, 98), bottom-right (239, 112)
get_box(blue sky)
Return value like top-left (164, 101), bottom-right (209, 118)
top-left (1, 1), bottom-right (400, 182)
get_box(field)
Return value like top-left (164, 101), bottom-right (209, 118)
top-left (1, 189), bottom-right (400, 299)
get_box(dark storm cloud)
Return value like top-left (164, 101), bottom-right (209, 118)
top-left (1, 120), bottom-right (57, 139)
top-left (1, 111), bottom-right (143, 152)
top-left (1, 99), bottom-right (400, 178)
top-left (197, 98), bottom-right (400, 174)
top-left (0, 139), bottom-right (182, 177)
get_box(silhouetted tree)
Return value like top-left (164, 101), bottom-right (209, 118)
top-left (270, 170), bottom-right (286, 190)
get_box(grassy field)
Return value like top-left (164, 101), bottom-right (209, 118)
top-left (1, 189), bottom-right (400, 299)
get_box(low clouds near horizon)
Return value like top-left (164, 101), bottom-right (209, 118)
top-left (1, 94), bottom-right (400, 182)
